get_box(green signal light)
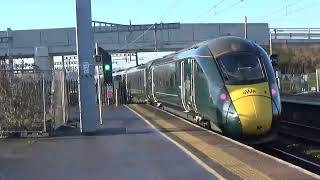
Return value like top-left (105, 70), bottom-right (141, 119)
top-left (104, 64), bottom-right (111, 71)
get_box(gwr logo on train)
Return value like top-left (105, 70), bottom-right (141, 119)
top-left (243, 89), bottom-right (256, 95)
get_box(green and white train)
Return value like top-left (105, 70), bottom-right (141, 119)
top-left (113, 36), bottom-right (281, 142)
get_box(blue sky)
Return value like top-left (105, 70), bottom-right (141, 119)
top-left (1, 0), bottom-right (319, 30)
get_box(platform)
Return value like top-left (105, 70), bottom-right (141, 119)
top-left (0, 105), bottom-right (318, 180)
top-left (129, 104), bottom-right (319, 179)
top-left (0, 106), bottom-right (217, 180)
top-left (282, 93), bottom-right (320, 106)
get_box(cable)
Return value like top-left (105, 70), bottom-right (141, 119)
top-left (119, 24), bottom-right (155, 50)
top-left (253, 0), bottom-right (303, 21)
top-left (116, 0), bottom-right (178, 52)
top-left (198, 0), bottom-right (246, 22)
top-left (213, 0), bottom-right (245, 17)
top-left (159, 0), bottom-right (178, 22)
top-left (267, 1), bottom-right (319, 22)
top-left (284, 1), bottom-right (318, 17)
top-left (195, 0), bottom-right (227, 21)
top-left (269, 0), bottom-right (300, 16)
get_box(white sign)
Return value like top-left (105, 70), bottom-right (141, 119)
top-left (107, 85), bottom-right (113, 98)
top-left (83, 62), bottom-right (90, 74)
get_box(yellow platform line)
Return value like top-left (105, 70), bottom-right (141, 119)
top-left (126, 105), bottom-right (226, 180)
top-left (131, 105), bottom-right (272, 180)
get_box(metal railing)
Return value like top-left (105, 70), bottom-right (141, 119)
top-left (92, 20), bottom-right (180, 33)
top-left (270, 28), bottom-right (320, 40)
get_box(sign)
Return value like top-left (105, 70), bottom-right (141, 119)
top-left (83, 62), bottom-right (90, 74)
top-left (107, 85), bottom-right (113, 98)
top-left (94, 55), bottom-right (102, 64)
top-left (114, 81), bottom-right (119, 89)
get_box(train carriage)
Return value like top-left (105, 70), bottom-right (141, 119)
top-left (112, 70), bottom-right (127, 104)
top-left (125, 64), bottom-right (148, 103)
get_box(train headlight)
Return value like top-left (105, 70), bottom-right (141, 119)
top-left (220, 93), bottom-right (227, 101)
top-left (219, 88), bottom-right (230, 102)
top-left (270, 83), bottom-right (281, 119)
top-left (217, 88), bottom-right (242, 136)
top-left (271, 88), bottom-right (277, 96)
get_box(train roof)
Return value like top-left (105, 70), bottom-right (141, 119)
top-left (125, 63), bottom-right (150, 73)
top-left (120, 36), bottom-right (258, 69)
top-left (151, 36), bottom-right (256, 65)
top-left (113, 70), bottom-right (126, 76)
top-left (204, 36), bottom-right (257, 58)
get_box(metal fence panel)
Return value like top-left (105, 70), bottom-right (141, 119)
top-left (51, 70), bottom-right (68, 130)
top-left (0, 70), bottom-right (69, 135)
top-left (0, 70), bottom-right (49, 133)
top-left (280, 73), bottom-right (318, 94)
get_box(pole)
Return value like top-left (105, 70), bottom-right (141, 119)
top-left (154, 23), bottom-right (157, 51)
top-left (42, 73), bottom-right (47, 132)
top-left (95, 43), bottom-right (103, 125)
top-left (7, 28), bottom-right (13, 71)
top-left (76, 0), bottom-right (97, 133)
top-left (135, 52), bottom-right (138, 66)
top-left (61, 55), bottom-right (66, 124)
top-left (116, 89), bottom-right (118, 107)
top-left (269, 31), bottom-right (273, 55)
top-left (62, 68), bottom-right (66, 124)
top-left (316, 69), bottom-right (319, 92)
top-left (244, 16), bottom-right (248, 40)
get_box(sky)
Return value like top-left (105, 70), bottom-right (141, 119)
top-left (1, 0), bottom-right (320, 30)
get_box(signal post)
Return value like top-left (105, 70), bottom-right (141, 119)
top-left (94, 44), bottom-right (103, 125)
top-left (96, 47), bottom-right (113, 104)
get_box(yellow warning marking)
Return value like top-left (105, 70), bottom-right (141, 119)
top-left (131, 105), bottom-right (272, 180)
top-left (126, 105), bottom-right (226, 180)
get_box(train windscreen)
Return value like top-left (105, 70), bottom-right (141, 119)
top-left (217, 53), bottom-right (266, 84)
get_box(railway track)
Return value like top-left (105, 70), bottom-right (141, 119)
top-left (267, 147), bottom-right (320, 174)
top-left (260, 121), bottom-right (320, 174)
top-left (279, 121), bottom-right (320, 144)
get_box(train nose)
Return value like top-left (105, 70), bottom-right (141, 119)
top-left (232, 96), bottom-right (272, 135)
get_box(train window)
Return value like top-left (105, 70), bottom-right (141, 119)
top-left (256, 46), bottom-right (276, 84)
top-left (197, 63), bottom-right (204, 74)
top-left (154, 63), bottom-right (176, 87)
top-left (197, 57), bottom-right (223, 85)
top-left (217, 53), bottom-right (265, 84)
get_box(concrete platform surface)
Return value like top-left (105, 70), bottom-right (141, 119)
top-left (0, 106), bottom-right (217, 180)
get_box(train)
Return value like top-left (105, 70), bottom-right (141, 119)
top-left (113, 36), bottom-right (281, 142)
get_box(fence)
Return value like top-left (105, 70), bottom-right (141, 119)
top-left (279, 70), bottom-right (319, 94)
top-left (271, 28), bottom-right (320, 40)
top-left (0, 70), bottom-right (67, 135)
top-left (0, 67), bottom-right (124, 136)
top-left (51, 71), bottom-right (68, 130)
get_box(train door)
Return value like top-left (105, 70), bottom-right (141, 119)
top-left (146, 69), bottom-right (152, 100)
top-left (181, 58), bottom-right (195, 112)
top-left (151, 67), bottom-right (158, 102)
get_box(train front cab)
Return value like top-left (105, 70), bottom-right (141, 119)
top-left (217, 47), bottom-right (281, 140)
